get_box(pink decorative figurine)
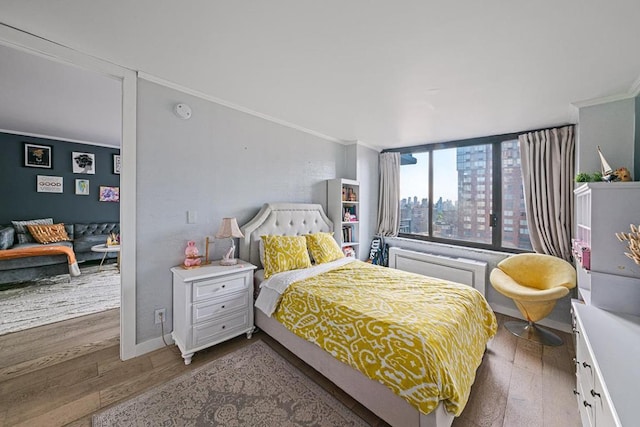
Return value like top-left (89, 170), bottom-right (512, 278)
top-left (183, 240), bottom-right (202, 267)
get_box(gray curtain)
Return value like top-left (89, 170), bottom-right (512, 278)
top-left (376, 152), bottom-right (400, 236)
top-left (519, 125), bottom-right (575, 261)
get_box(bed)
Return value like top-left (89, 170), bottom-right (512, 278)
top-left (240, 203), bottom-right (497, 427)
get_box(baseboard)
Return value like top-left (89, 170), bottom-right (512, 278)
top-left (490, 303), bottom-right (572, 333)
top-left (133, 332), bottom-right (175, 357)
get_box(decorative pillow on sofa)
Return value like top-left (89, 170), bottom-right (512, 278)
top-left (261, 235), bottom-right (312, 279)
top-left (11, 218), bottom-right (53, 244)
top-left (0, 226), bottom-right (15, 250)
top-left (305, 232), bottom-right (345, 264)
top-left (26, 223), bottom-right (71, 244)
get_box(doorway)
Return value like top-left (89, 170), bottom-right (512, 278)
top-left (0, 24), bottom-right (137, 359)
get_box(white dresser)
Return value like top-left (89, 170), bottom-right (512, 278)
top-left (171, 261), bottom-right (256, 365)
top-left (572, 301), bottom-right (640, 427)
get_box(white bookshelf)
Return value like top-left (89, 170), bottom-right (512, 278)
top-left (327, 179), bottom-right (360, 258)
top-left (573, 182), bottom-right (640, 316)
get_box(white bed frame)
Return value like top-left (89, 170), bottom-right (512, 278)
top-left (240, 203), bottom-right (455, 427)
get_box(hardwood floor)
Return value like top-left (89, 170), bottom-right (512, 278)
top-left (0, 310), bottom-right (580, 427)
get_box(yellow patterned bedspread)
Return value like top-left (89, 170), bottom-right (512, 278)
top-left (273, 260), bottom-right (497, 416)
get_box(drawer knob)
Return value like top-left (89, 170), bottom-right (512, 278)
top-left (573, 389), bottom-right (580, 396)
top-left (582, 361), bottom-right (591, 369)
top-left (222, 285), bottom-right (226, 288)
top-left (583, 401), bottom-right (592, 408)
top-left (590, 390), bottom-right (601, 398)
top-left (222, 325), bottom-right (226, 329)
top-left (221, 305), bottom-right (225, 309)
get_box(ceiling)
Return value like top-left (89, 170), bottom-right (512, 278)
top-left (0, 44), bottom-right (122, 147)
top-left (1, 1), bottom-right (639, 151)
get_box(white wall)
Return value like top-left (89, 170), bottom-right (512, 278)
top-left (576, 98), bottom-right (635, 176)
top-left (355, 144), bottom-right (379, 260)
top-left (135, 79), bottom-right (348, 342)
top-left (635, 95), bottom-right (640, 180)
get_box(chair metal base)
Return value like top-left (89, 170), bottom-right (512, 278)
top-left (504, 320), bottom-right (564, 346)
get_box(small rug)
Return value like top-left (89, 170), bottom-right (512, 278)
top-left (92, 340), bottom-right (368, 427)
top-left (0, 263), bottom-right (120, 335)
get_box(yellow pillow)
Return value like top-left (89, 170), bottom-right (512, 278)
top-left (261, 235), bottom-right (312, 279)
top-left (26, 223), bottom-right (70, 244)
top-left (305, 232), bottom-right (345, 264)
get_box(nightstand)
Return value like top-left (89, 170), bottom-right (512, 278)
top-left (170, 260), bottom-right (257, 365)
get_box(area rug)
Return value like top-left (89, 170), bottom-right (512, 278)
top-left (0, 263), bottom-right (120, 335)
top-left (92, 340), bottom-right (368, 427)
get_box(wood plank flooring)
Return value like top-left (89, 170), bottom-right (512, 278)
top-left (0, 310), bottom-right (581, 427)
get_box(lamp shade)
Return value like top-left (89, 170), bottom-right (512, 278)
top-left (215, 217), bottom-right (244, 239)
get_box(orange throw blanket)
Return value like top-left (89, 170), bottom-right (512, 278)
top-left (0, 245), bottom-right (81, 277)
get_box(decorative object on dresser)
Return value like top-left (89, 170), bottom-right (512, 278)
top-left (327, 178), bottom-right (361, 258)
top-left (574, 182), bottom-right (640, 316)
top-left (171, 261), bottom-right (256, 365)
top-left (615, 224), bottom-right (640, 266)
top-left (182, 240), bottom-right (202, 268)
top-left (215, 217), bottom-right (244, 265)
top-left (490, 253), bottom-right (576, 346)
top-left (572, 301), bottom-right (639, 427)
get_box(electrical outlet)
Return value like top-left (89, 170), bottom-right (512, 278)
top-left (154, 308), bottom-right (166, 324)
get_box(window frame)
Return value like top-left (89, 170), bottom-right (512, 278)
top-left (389, 131), bottom-right (532, 254)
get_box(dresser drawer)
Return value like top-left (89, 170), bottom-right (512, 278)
top-left (192, 274), bottom-right (249, 302)
top-left (193, 311), bottom-right (250, 347)
top-left (192, 291), bottom-right (249, 324)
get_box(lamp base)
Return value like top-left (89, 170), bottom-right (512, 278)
top-left (219, 258), bottom-right (238, 266)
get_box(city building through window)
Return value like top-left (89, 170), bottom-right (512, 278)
top-left (394, 134), bottom-right (533, 252)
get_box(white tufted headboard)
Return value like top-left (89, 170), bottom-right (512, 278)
top-left (239, 203), bottom-right (334, 268)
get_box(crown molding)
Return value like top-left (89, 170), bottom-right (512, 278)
top-left (0, 128), bottom-right (119, 148)
top-left (572, 92), bottom-right (637, 109)
top-left (137, 72), bottom-right (351, 145)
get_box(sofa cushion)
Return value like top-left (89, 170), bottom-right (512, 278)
top-left (27, 223), bottom-right (71, 244)
top-left (11, 218), bottom-right (53, 244)
top-left (0, 227), bottom-right (15, 250)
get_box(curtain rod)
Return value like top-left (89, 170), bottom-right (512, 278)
top-left (382, 123), bottom-right (574, 154)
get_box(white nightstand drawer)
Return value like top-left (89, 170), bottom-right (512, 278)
top-left (193, 311), bottom-right (250, 347)
top-left (192, 291), bottom-right (249, 324)
top-left (193, 275), bottom-right (248, 302)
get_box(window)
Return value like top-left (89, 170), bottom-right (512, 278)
top-left (395, 133), bottom-right (533, 252)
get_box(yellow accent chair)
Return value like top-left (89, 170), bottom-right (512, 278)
top-left (490, 253), bottom-right (576, 346)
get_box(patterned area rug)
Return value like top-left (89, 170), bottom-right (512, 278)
top-left (0, 263), bottom-right (120, 335)
top-left (92, 340), bottom-right (368, 427)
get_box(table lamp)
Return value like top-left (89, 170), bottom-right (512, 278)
top-left (215, 217), bottom-right (244, 265)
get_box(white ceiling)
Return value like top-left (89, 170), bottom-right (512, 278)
top-left (1, 1), bottom-right (639, 151)
top-left (0, 43), bottom-right (122, 147)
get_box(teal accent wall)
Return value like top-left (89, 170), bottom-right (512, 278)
top-left (0, 132), bottom-right (120, 224)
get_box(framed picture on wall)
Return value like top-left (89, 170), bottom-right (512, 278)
top-left (99, 186), bottom-right (119, 202)
top-left (37, 175), bottom-right (63, 193)
top-left (75, 179), bottom-right (90, 195)
top-left (113, 154), bottom-right (121, 174)
top-left (72, 152), bottom-right (96, 174)
top-left (24, 143), bottom-right (52, 168)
